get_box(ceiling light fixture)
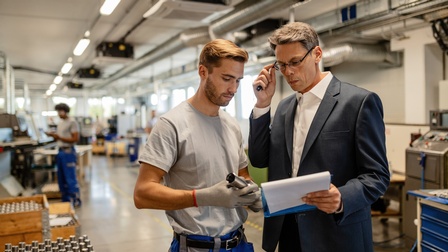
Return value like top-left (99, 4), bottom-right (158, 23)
top-left (46, 90), bottom-right (53, 96)
top-left (100, 0), bottom-right (121, 15)
top-left (61, 62), bottom-right (73, 74)
top-left (73, 38), bottom-right (91, 56)
top-left (53, 75), bottom-right (63, 84)
top-left (49, 84), bottom-right (57, 91)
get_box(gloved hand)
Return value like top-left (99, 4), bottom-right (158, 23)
top-left (248, 190), bottom-right (263, 212)
top-left (195, 180), bottom-right (259, 208)
top-left (240, 179), bottom-right (263, 212)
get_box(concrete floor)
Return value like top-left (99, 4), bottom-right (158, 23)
top-left (67, 155), bottom-right (415, 252)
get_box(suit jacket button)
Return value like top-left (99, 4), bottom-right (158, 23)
top-left (288, 172), bottom-right (291, 176)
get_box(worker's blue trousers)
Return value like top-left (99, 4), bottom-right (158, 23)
top-left (56, 147), bottom-right (80, 204)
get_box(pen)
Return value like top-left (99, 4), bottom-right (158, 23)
top-left (257, 62), bottom-right (276, 91)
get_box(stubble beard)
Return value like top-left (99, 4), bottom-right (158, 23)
top-left (204, 77), bottom-right (230, 107)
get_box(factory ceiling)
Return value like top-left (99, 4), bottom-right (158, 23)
top-left (0, 0), bottom-right (447, 99)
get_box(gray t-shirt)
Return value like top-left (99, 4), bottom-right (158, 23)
top-left (139, 101), bottom-right (249, 237)
top-left (56, 117), bottom-right (79, 147)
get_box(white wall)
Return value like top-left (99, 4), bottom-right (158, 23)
top-left (391, 27), bottom-right (444, 124)
top-left (425, 44), bottom-right (444, 116)
top-left (331, 61), bottom-right (405, 123)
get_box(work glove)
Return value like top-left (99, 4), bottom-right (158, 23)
top-left (248, 190), bottom-right (263, 212)
top-left (195, 180), bottom-right (259, 208)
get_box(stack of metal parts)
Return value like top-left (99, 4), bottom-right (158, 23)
top-left (50, 214), bottom-right (77, 228)
top-left (3, 235), bottom-right (94, 252)
top-left (0, 200), bottom-right (43, 214)
top-left (41, 183), bottom-right (61, 199)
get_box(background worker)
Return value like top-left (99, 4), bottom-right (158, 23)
top-left (144, 109), bottom-right (158, 134)
top-left (134, 39), bottom-right (261, 252)
top-left (248, 22), bottom-right (390, 252)
top-left (46, 103), bottom-right (82, 207)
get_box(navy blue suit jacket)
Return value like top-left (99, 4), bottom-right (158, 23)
top-left (248, 76), bottom-right (390, 252)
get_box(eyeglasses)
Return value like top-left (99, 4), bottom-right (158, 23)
top-left (273, 46), bottom-right (315, 72)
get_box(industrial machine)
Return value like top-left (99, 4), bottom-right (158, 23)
top-left (0, 113), bottom-right (55, 195)
top-left (403, 110), bottom-right (448, 241)
top-left (75, 116), bottom-right (93, 145)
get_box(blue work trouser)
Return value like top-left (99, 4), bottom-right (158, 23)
top-left (170, 227), bottom-right (254, 252)
top-left (56, 147), bottom-right (79, 202)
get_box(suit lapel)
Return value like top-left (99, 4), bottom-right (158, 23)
top-left (300, 78), bottom-right (341, 165)
top-left (285, 98), bottom-right (298, 163)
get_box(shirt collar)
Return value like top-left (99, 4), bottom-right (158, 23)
top-left (296, 72), bottom-right (333, 102)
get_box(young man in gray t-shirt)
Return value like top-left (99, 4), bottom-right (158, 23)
top-left (134, 39), bottom-right (261, 252)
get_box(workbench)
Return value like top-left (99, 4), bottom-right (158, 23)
top-left (33, 145), bottom-right (92, 182)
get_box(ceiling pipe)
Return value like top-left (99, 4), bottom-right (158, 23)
top-left (91, 0), bottom-right (307, 90)
top-left (209, 0), bottom-right (308, 39)
top-left (322, 43), bottom-right (399, 67)
top-left (318, 0), bottom-right (448, 38)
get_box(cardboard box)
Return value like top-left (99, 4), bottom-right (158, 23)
top-left (0, 195), bottom-right (50, 247)
top-left (49, 202), bottom-right (80, 239)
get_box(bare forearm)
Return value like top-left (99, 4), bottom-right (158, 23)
top-left (58, 136), bottom-right (78, 144)
top-left (51, 132), bottom-right (79, 144)
top-left (134, 182), bottom-right (194, 210)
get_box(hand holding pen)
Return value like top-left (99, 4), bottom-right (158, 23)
top-left (253, 62), bottom-right (276, 108)
top-left (254, 62), bottom-right (276, 92)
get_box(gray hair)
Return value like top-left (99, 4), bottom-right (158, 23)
top-left (268, 22), bottom-right (319, 51)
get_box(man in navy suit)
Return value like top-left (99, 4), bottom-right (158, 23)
top-left (248, 22), bottom-right (390, 252)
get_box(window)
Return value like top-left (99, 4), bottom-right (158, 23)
top-left (224, 98), bottom-right (236, 117)
top-left (187, 86), bottom-right (195, 99)
top-left (171, 89), bottom-right (186, 108)
top-left (240, 75), bottom-right (257, 119)
top-left (52, 97), bottom-right (77, 115)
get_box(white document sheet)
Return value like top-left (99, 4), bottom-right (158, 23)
top-left (261, 171), bottom-right (331, 214)
top-left (50, 217), bottom-right (73, 227)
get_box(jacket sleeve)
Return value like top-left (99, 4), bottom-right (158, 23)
top-left (248, 110), bottom-right (271, 168)
top-left (337, 92), bottom-right (390, 223)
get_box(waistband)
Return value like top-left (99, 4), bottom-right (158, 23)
top-left (174, 227), bottom-right (243, 250)
top-left (59, 146), bottom-right (75, 150)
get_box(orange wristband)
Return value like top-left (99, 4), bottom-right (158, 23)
top-left (192, 189), bottom-right (198, 207)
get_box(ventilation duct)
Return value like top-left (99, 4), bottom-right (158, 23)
top-left (143, 0), bottom-right (232, 21)
top-left (209, 0), bottom-right (309, 38)
top-left (313, 0), bottom-right (448, 38)
top-left (322, 43), bottom-right (399, 67)
top-left (432, 18), bottom-right (448, 54)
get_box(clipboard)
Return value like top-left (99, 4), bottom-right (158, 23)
top-left (261, 189), bottom-right (316, 217)
top-left (260, 171), bottom-right (331, 218)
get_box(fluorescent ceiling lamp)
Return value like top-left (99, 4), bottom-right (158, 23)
top-left (49, 84), bottom-right (57, 91)
top-left (53, 75), bottom-right (63, 84)
top-left (73, 38), bottom-right (90, 56)
top-left (100, 0), bottom-right (121, 15)
top-left (61, 62), bottom-right (73, 74)
top-left (46, 90), bottom-right (53, 96)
